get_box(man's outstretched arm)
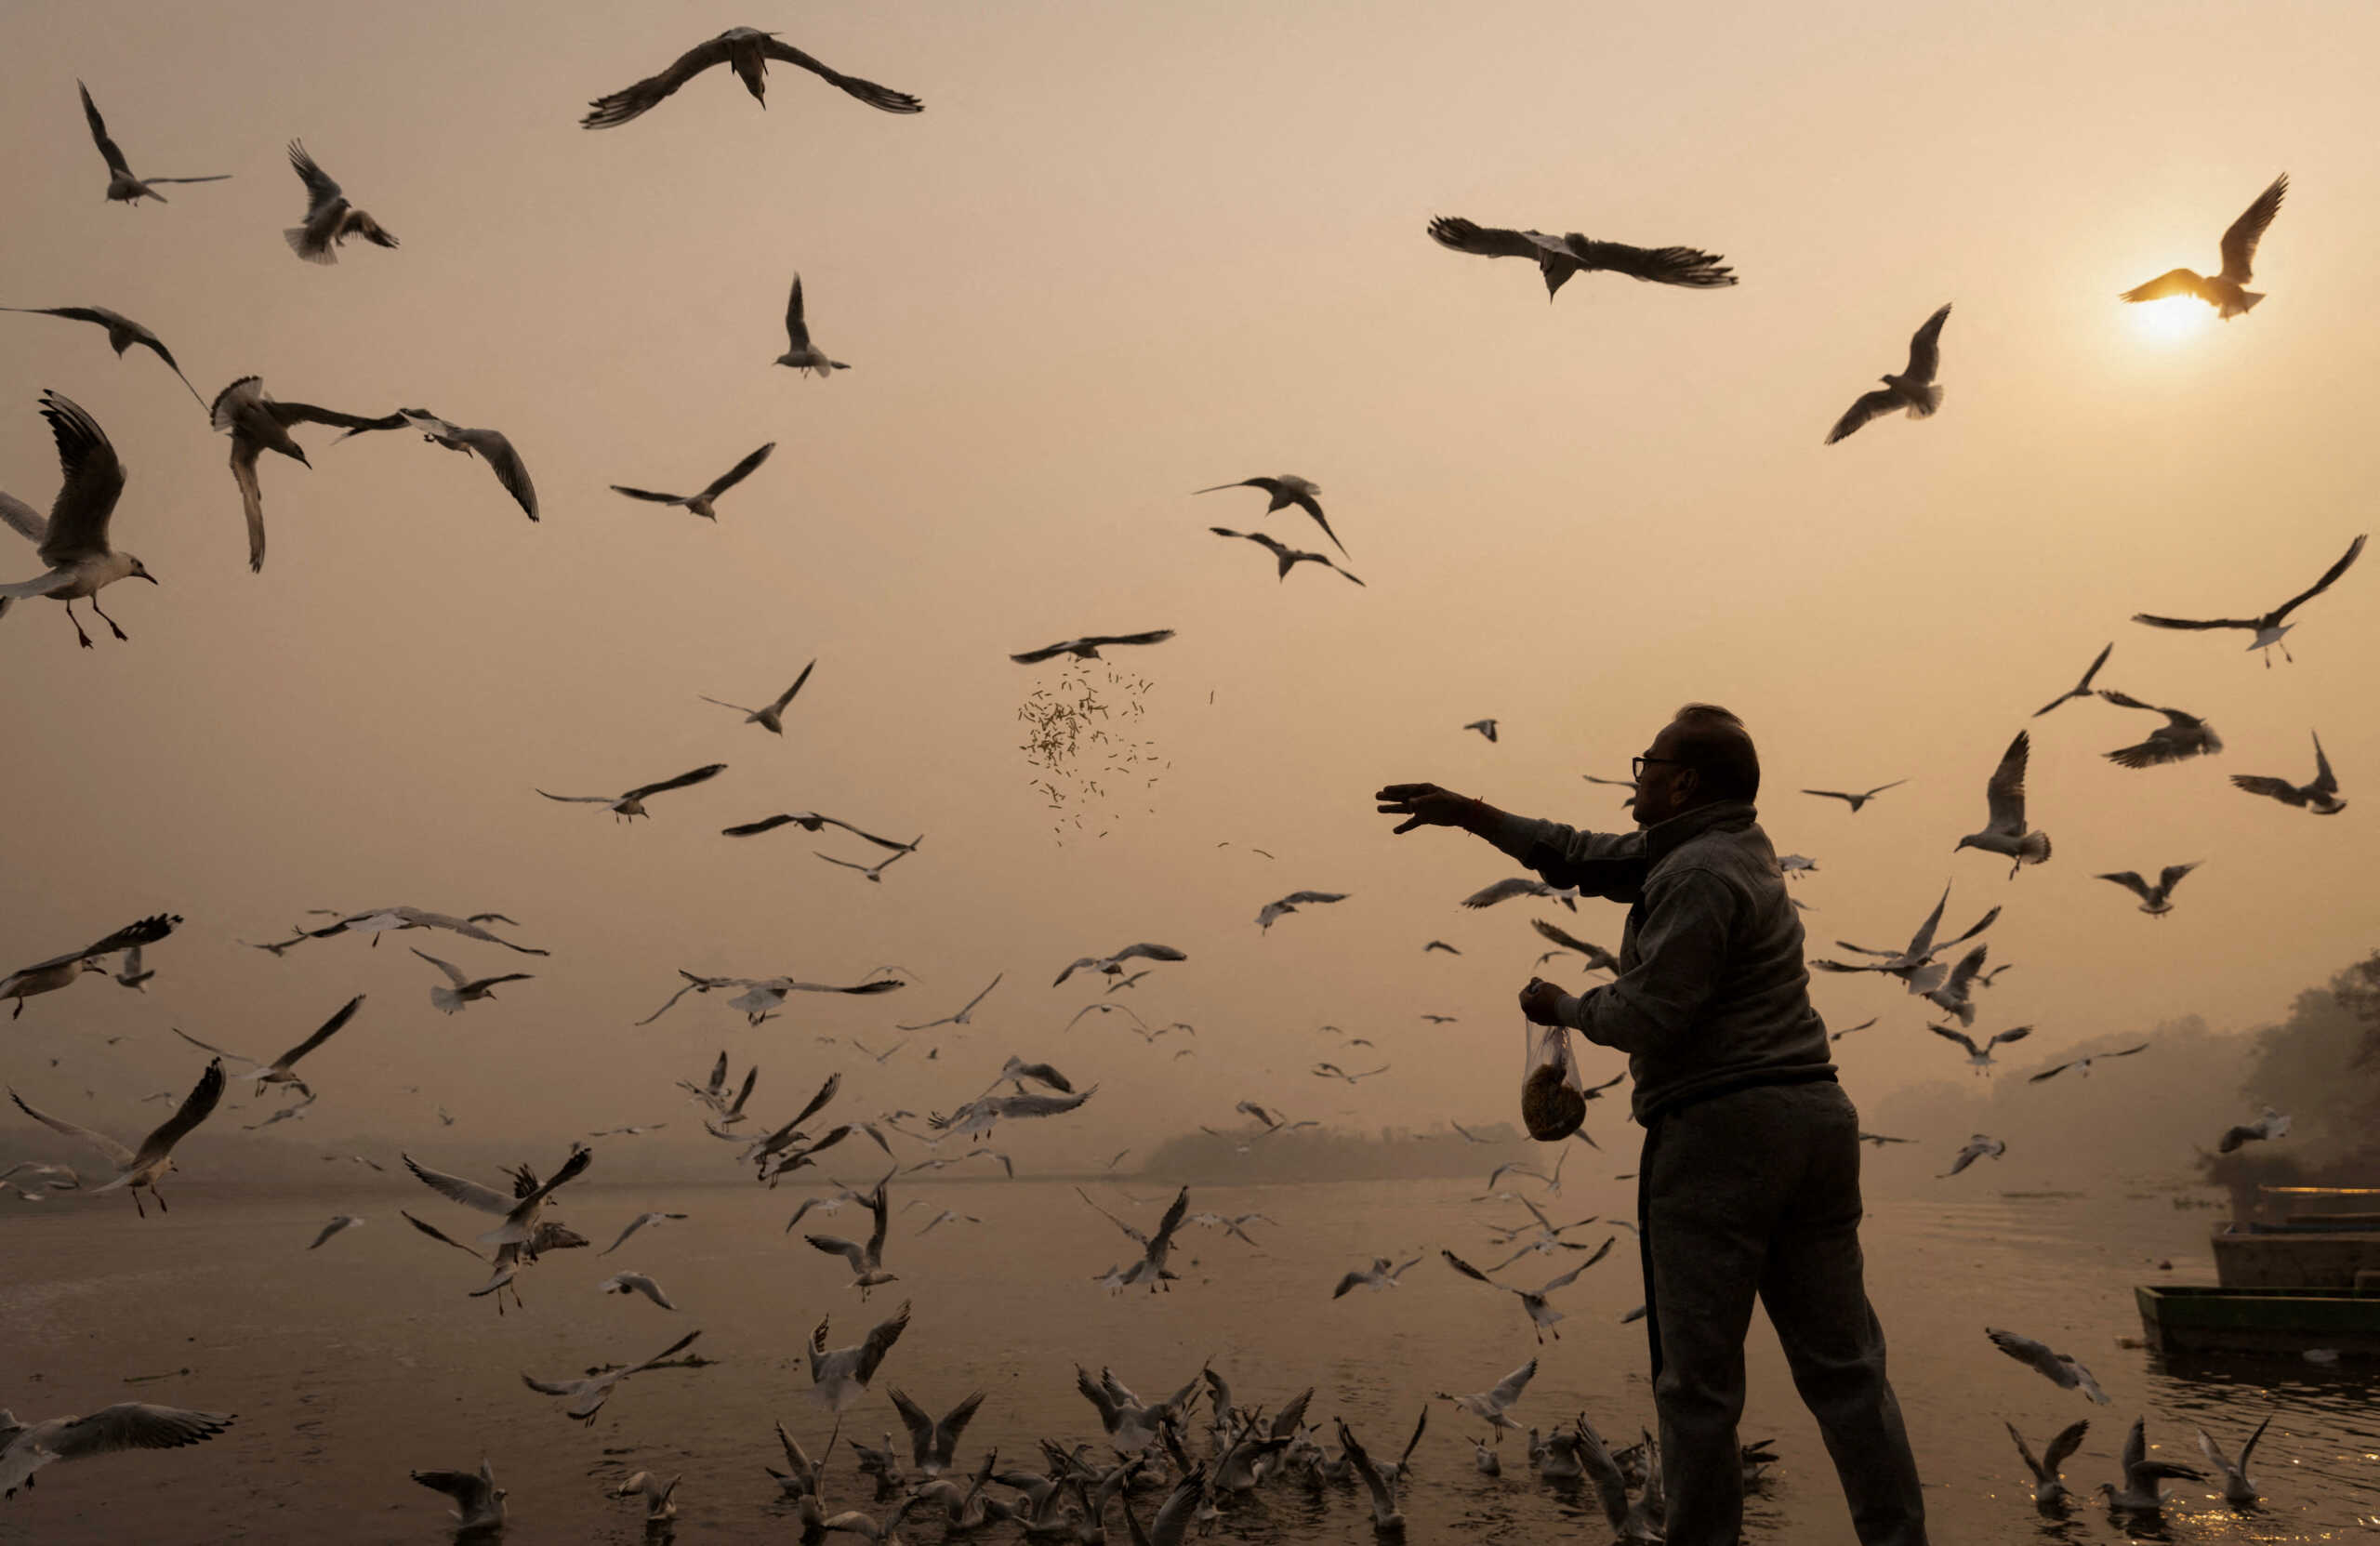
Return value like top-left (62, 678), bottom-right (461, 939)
top-left (1375, 782), bottom-right (1648, 899)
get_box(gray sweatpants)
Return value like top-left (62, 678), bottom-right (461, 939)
top-left (1639, 1079), bottom-right (1927, 1546)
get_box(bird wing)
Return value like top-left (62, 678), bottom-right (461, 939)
top-left (12, 914), bottom-right (180, 980)
top-left (636, 979), bottom-right (705, 1026)
top-left (46, 1404), bottom-right (233, 1461)
top-left (2118, 268), bottom-right (2212, 305)
top-left (1440, 1248), bottom-right (1496, 1286)
top-left (2309, 730), bottom-right (2339, 795)
top-left (701, 443), bottom-right (781, 508)
top-left (1986, 1328), bottom-right (2068, 1385)
top-left (1111, 943), bottom-right (1187, 967)
top-left (7, 1088), bottom-right (134, 1168)
top-left (1462, 877), bottom-right (1544, 908)
top-left (228, 438), bottom-right (269, 573)
top-left (1575, 1416), bottom-right (1635, 1531)
top-left (1010, 640), bottom-right (1078, 665)
top-left (2156, 862), bottom-right (2201, 894)
top-left (1802, 789), bottom-right (1856, 804)
top-left (581, 32), bottom-right (739, 129)
top-left (1485, 1356), bottom-right (1538, 1408)
top-left (2270, 532), bottom-right (2365, 623)
top-left (765, 660), bottom-right (817, 715)
top-left (284, 140), bottom-right (342, 217)
top-left (1824, 389), bottom-right (1901, 445)
top-left (610, 484), bottom-right (687, 505)
top-left (410, 949), bottom-right (471, 988)
top-left (411, 1466), bottom-right (492, 1505)
top-left (1561, 235), bottom-right (1737, 286)
top-left (1927, 1024), bottom-right (1981, 1057)
top-left (626, 1328), bottom-right (702, 1377)
top-left (2235, 1413), bottom-right (2270, 1470)
top-left (1983, 730), bottom-right (2030, 832)
top-left (271, 993), bottom-right (364, 1070)
top-left (853, 1301), bottom-right (912, 1383)
top-left (2096, 871), bottom-right (2154, 903)
top-left (756, 35), bottom-right (926, 112)
top-left (787, 1072), bottom-right (843, 1131)
top-left (2043, 1417), bottom-right (2091, 1473)
top-left (79, 83), bottom-right (136, 179)
top-left (124, 1059), bottom-right (226, 1172)
top-left (403, 1154), bottom-right (515, 1215)
top-left (935, 1390), bottom-right (986, 1458)
top-left (887, 1386), bottom-right (932, 1461)
top-left (2037, 641), bottom-right (2114, 715)
top-left (1903, 303), bottom-right (1952, 381)
top-left (0, 489), bottom-right (46, 546)
top-left (1425, 216), bottom-right (1550, 260)
top-left (817, 817), bottom-right (919, 852)
top-left (457, 428), bottom-right (538, 521)
top-left (2128, 611), bottom-right (2249, 632)
top-left (783, 275), bottom-right (813, 350)
top-left (1988, 1025), bottom-right (2031, 1049)
top-left (2217, 173), bottom-right (2288, 284)
top-left (1542, 1237), bottom-right (1616, 1287)
top-left (2026, 1060), bottom-right (2075, 1085)
top-left (1336, 1419), bottom-right (1398, 1522)
top-left (721, 813), bottom-right (807, 837)
top-left (1529, 918), bottom-right (1618, 970)
top-left (398, 1209), bottom-right (486, 1260)
top-left (1903, 884), bottom-right (1952, 958)
top-left (33, 393), bottom-right (125, 565)
top-left (624, 763), bottom-right (728, 802)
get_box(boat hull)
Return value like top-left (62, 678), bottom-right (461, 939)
top-left (2136, 1285), bottom-right (2380, 1358)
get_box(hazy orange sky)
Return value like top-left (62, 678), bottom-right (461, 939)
top-left (2, 1), bottom-right (2374, 1169)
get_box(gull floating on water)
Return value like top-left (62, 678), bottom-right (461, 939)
top-left (1825, 304), bottom-right (1950, 444)
top-left (1192, 476), bottom-right (1344, 555)
top-left (336, 410), bottom-right (538, 521)
top-left (2096, 1415), bottom-right (2205, 1513)
top-left (209, 376), bottom-right (389, 572)
top-left (1, 1402), bottom-right (234, 1499)
top-left (701, 659), bottom-right (813, 733)
top-left (611, 1470), bottom-right (679, 1524)
top-left (1207, 526), bottom-right (1363, 586)
top-left (2131, 532), bottom-right (2363, 666)
top-left (308, 1215), bottom-right (364, 1250)
top-left (2005, 1418), bottom-right (2090, 1511)
top-left (580, 26), bottom-right (923, 129)
top-left (1987, 1327), bottom-right (2110, 1404)
top-left (1941, 1133), bottom-right (2006, 1178)
top-left (2196, 1415), bottom-right (2269, 1505)
top-left (613, 442), bottom-right (774, 522)
top-left (2, 913), bottom-right (177, 1019)
top-left (284, 140), bottom-right (398, 264)
top-left (77, 83), bottom-right (230, 205)
top-left (2033, 641), bottom-right (2113, 717)
top-left (2, 307), bottom-right (205, 407)
top-left (599, 1273), bottom-right (678, 1311)
top-left (0, 391), bottom-right (156, 647)
top-left (601, 1211), bottom-right (689, 1257)
top-left (1010, 629), bottom-right (1175, 665)
top-left (1427, 215), bottom-right (1737, 298)
top-left (2120, 174), bottom-right (2287, 319)
top-left (774, 275), bottom-right (850, 377)
top-left (1955, 731), bottom-right (2051, 879)
top-left (410, 1459), bottom-right (505, 1533)
top-left (811, 1301), bottom-right (911, 1411)
top-left (2217, 1106), bottom-right (2290, 1154)
top-left (2096, 863), bottom-right (2199, 917)
top-left (522, 1328), bottom-right (700, 1425)
top-left (539, 762), bottom-right (725, 820)
top-left (2232, 731), bottom-right (2346, 814)
top-left (1436, 1355), bottom-right (1537, 1441)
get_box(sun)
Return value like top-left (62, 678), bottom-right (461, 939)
top-left (2124, 295), bottom-right (2215, 345)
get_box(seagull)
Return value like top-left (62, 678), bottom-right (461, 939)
top-left (2233, 732), bottom-right (2347, 814)
top-left (1312, 1062), bottom-right (1389, 1083)
top-left (1941, 1133), bottom-right (2006, 1177)
top-left (1831, 1017), bottom-right (1880, 1043)
top-left (1574, 1414), bottom-right (1664, 1543)
top-left (888, 1389), bottom-right (985, 1479)
top-left (283, 140), bottom-right (398, 264)
top-left (810, 1301), bottom-right (911, 1411)
top-left (0, 391), bottom-right (156, 648)
top-left (207, 376), bottom-right (390, 572)
top-left (1435, 1355), bottom-right (1538, 1441)
top-left (2131, 533), bottom-right (2365, 665)
top-left (806, 1181), bottom-right (896, 1298)
top-left (1427, 216), bottom-right (1737, 297)
top-left (170, 993), bottom-right (364, 1096)
top-left (308, 1215), bottom-right (364, 1250)
top-left (2097, 691), bottom-right (2224, 768)
top-left (2120, 174), bottom-right (2288, 319)
top-left (1422, 940), bottom-right (1461, 955)
top-left (2217, 1107), bottom-right (2290, 1154)
top-left (896, 974), bottom-right (1002, 1032)
top-left (1954, 731), bottom-right (2051, 879)
top-left (413, 950), bottom-right (534, 1014)
top-left (1335, 1418), bottom-right (1407, 1532)
top-left (598, 1273), bottom-right (678, 1311)
top-left (1583, 773), bottom-right (1640, 806)
top-left (2096, 1416), bottom-right (2206, 1513)
top-left (7, 1060), bottom-right (223, 1216)
top-left (1255, 891), bottom-right (1349, 931)
top-left (1331, 1255), bottom-right (1423, 1298)
top-left (600, 1211), bottom-right (689, 1257)
top-left (914, 1209), bottom-right (980, 1236)
top-left (75, 83), bottom-right (230, 205)
top-left (2034, 642), bottom-right (2114, 717)
top-left (2029, 1044), bottom-right (2150, 1083)
top-left (1, 1403), bottom-right (234, 1499)
top-left (611, 443), bottom-right (774, 521)
top-left (410, 1460), bottom-right (505, 1533)
top-left (1987, 1328), bottom-right (2110, 1404)
top-left (111, 945), bottom-right (155, 991)
top-left (1857, 1130), bottom-right (1913, 1146)
top-left (816, 846), bottom-right (919, 884)
top-left (403, 1144), bottom-right (591, 1248)
top-left (296, 905), bottom-right (547, 955)
top-left (723, 811), bottom-right (916, 848)
top-left (538, 763), bottom-right (726, 820)
top-left (580, 26), bottom-right (923, 129)
top-left (1207, 526), bottom-right (1362, 585)
top-left (717, 974), bottom-right (905, 1024)
top-left (1810, 883), bottom-right (2000, 995)
top-left (1930, 1024), bottom-right (2030, 1074)
top-left (701, 660), bottom-right (813, 734)
top-left (1530, 918), bottom-right (1620, 971)
top-left (1462, 877), bottom-right (1580, 911)
top-left (611, 1470), bottom-right (680, 1524)
top-left (774, 275), bottom-right (850, 377)
top-left (1073, 1365), bottom-right (1198, 1451)
top-left (1076, 1185), bottom-right (1189, 1292)
top-left (1, 914), bottom-right (178, 1019)
top-left (2196, 1415), bottom-right (2269, 1505)
top-left (985, 1057), bottom-right (1072, 1096)
top-left (1778, 853), bottom-right (1818, 878)
top-left (1825, 304), bottom-right (1950, 444)
top-left (522, 1328), bottom-right (700, 1425)
top-left (1, 307), bottom-right (205, 407)
top-left (2005, 1419), bottom-right (2091, 1511)
top-left (1052, 943), bottom-right (1186, 987)
top-left (1010, 629), bottom-right (1175, 665)
top-left (2096, 863), bottom-right (2199, 917)
top-left (1442, 1242), bottom-right (1614, 1342)
top-left (242, 1092), bottom-right (316, 1131)
top-left (1192, 476), bottom-right (1344, 555)
top-left (1802, 779), bottom-right (1907, 813)
top-left (335, 410), bottom-right (538, 521)
top-left (1919, 945), bottom-right (1990, 1027)
top-left (1460, 719), bottom-right (1501, 746)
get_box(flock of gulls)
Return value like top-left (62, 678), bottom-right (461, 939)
top-left (0, 18), bottom-right (2365, 1546)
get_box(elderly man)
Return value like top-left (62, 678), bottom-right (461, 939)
top-left (1376, 704), bottom-right (1926, 1546)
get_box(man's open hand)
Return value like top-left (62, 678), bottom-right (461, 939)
top-left (1375, 783), bottom-right (1476, 836)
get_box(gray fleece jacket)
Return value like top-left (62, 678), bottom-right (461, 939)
top-left (1490, 799), bottom-right (1833, 1124)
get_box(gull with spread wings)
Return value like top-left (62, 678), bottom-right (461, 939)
top-left (0, 392), bottom-right (157, 648)
top-left (1801, 779), bottom-right (1906, 813)
top-left (538, 763), bottom-right (726, 820)
top-left (76, 82), bottom-right (230, 205)
top-left (1053, 943), bottom-right (1186, 987)
top-left (1442, 1241), bottom-right (1615, 1342)
top-left (8, 1059), bottom-right (224, 1216)
top-left (209, 376), bottom-right (389, 572)
top-left (2232, 732), bottom-right (2347, 814)
top-left (412, 950), bottom-right (535, 1014)
top-left (722, 810), bottom-right (917, 849)
top-left (1256, 891), bottom-right (1349, 931)
top-left (2097, 693), bottom-right (2222, 768)
top-left (3, 914), bottom-right (176, 1019)
top-left (2, 307), bottom-right (205, 407)
top-left (611, 442), bottom-right (774, 521)
top-left (2120, 174), bottom-right (2287, 318)
top-left (581, 26), bottom-right (923, 129)
top-left (167, 994), bottom-right (364, 1096)
top-left (1929, 1024), bottom-right (2031, 1074)
top-left (1192, 475), bottom-right (1344, 555)
top-left (2029, 1043), bottom-right (2149, 1083)
top-left (1955, 730), bottom-right (2050, 879)
top-left (1010, 629), bottom-right (1174, 665)
top-left (1, 1402), bottom-right (234, 1500)
top-left (2096, 863), bottom-right (2199, 918)
top-left (1428, 216), bottom-right (1736, 298)
top-left (897, 973), bottom-right (1002, 1031)
top-left (1808, 883), bottom-right (2000, 995)
top-left (701, 659), bottom-right (813, 734)
top-left (283, 140), bottom-right (397, 264)
top-left (1208, 526), bottom-right (1363, 586)
top-left (811, 1302), bottom-right (912, 1410)
top-left (2130, 532), bottom-right (2364, 666)
top-left (1825, 304), bottom-right (1950, 445)
top-left (522, 1328), bottom-right (701, 1425)
top-left (774, 275), bottom-right (850, 377)
top-left (336, 410), bottom-right (538, 521)
top-left (2034, 642), bottom-right (2113, 717)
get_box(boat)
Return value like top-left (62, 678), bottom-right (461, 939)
top-left (2135, 1284), bottom-right (2380, 1358)
top-left (2210, 1185), bottom-right (2380, 1290)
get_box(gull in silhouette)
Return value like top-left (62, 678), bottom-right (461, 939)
top-left (2006, 1419), bottom-right (2091, 1511)
top-left (1192, 476), bottom-right (1344, 555)
top-left (1583, 773), bottom-right (1640, 805)
top-left (2096, 863), bottom-right (2199, 917)
top-left (1955, 730), bottom-right (2051, 879)
top-left (722, 811), bottom-right (916, 849)
top-left (1423, 940), bottom-right (1461, 955)
top-left (0, 392), bottom-right (156, 647)
top-left (2097, 692), bottom-right (2222, 767)
top-left (2034, 642), bottom-right (2114, 717)
top-left (336, 410), bottom-right (538, 521)
top-left (2233, 732), bottom-right (2346, 814)
top-left (77, 83), bottom-right (230, 205)
top-left (1941, 1133), bottom-right (2005, 1177)
top-left (1825, 304), bottom-right (1950, 444)
top-left (2096, 1416), bottom-right (2205, 1513)
top-left (1428, 215), bottom-right (1736, 298)
top-left (611, 442), bottom-right (774, 522)
top-left (1256, 891), bottom-right (1348, 931)
top-left (2217, 1106), bottom-right (2290, 1154)
top-left (2196, 1416), bottom-right (2269, 1505)
top-left (209, 376), bottom-right (388, 572)
top-left (1312, 1061), bottom-right (1389, 1084)
top-left (168, 993), bottom-right (364, 1096)
top-left (412, 951), bottom-right (533, 1013)
top-left (1531, 918), bottom-right (1620, 972)
top-left (1463, 719), bottom-right (1500, 743)
top-left (1207, 526), bottom-right (1362, 586)
top-left (7, 1059), bottom-right (224, 1216)
top-left (2131, 533), bottom-right (2364, 665)
top-left (701, 659), bottom-right (813, 733)
top-left (523, 1328), bottom-right (700, 1425)
top-left (2029, 1044), bottom-right (2149, 1083)
top-left (897, 974), bottom-right (1002, 1031)
top-left (2, 915), bottom-right (177, 1020)
top-left (2, 307), bottom-right (205, 407)
top-left (410, 1460), bottom-right (505, 1535)
top-left (581, 27), bottom-right (922, 129)
top-left (1988, 1328), bottom-right (2110, 1404)
top-left (1930, 1024), bottom-right (2030, 1074)
top-left (1053, 943), bottom-right (1186, 987)
top-left (811, 1302), bottom-right (911, 1410)
top-left (1856, 1130), bottom-right (1911, 1145)
top-left (1802, 779), bottom-right (1906, 813)
top-left (283, 141), bottom-right (397, 264)
top-left (1, 1403), bottom-right (233, 1499)
top-left (539, 763), bottom-right (725, 820)
top-left (816, 845), bottom-right (919, 884)
top-left (1462, 877), bottom-right (1579, 911)
top-left (774, 275), bottom-right (850, 377)
top-left (1436, 1355), bottom-right (1537, 1441)
top-left (1810, 883), bottom-right (1999, 995)
top-left (1010, 629), bottom-right (1174, 664)
top-left (296, 905), bottom-right (546, 955)
top-left (1831, 1017), bottom-right (1880, 1043)
top-left (2120, 174), bottom-right (2287, 318)
top-left (1442, 1241), bottom-right (1615, 1342)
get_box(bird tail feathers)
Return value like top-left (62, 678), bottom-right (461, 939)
top-left (430, 986), bottom-right (464, 1014)
top-left (1908, 384), bottom-right (1946, 419)
top-left (284, 228), bottom-right (337, 266)
top-left (2225, 290), bottom-right (2264, 318)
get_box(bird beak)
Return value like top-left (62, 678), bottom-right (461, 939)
top-left (140, 572), bottom-right (159, 584)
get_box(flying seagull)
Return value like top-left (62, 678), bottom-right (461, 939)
top-left (1191, 476), bottom-right (1344, 555)
top-left (1824, 304), bottom-right (1950, 444)
top-left (77, 83), bottom-right (230, 205)
top-left (296, 905), bottom-right (546, 955)
top-left (774, 275), bottom-right (849, 377)
top-left (1940, 1133), bottom-right (2005, 1177)
top-left (701, 659), bottom-right (814, 734)
top-left (1, 1403), bottom-right (234, 1499)
top-left (0, 391), bottom-right (156, 648)
top-left (1955, 731), bottom-right (2050, 879)
top-left (1435, 1355), bottom-right (1538, 1441)
top-left (1917, 945), bottom-right (1990, 1027)
top-left (1987, 1327), bottom-right (2110, 1404)
top-left (7, 1059), bottom-right (224, 1216)
top-left (1463, 719), bottom-right (1500, 743)
top-left (1929, 1024), bottom-right (2030, 1074)
top-left (2096, 863), bottom-right (2199, 918)
top-left (581, 27), bottom-right (923, 129)
top-left (1802, 779), bottom-right (1905, 813)
top-left (1010, 629), bottom-right (1174, 664)
top-left (1255, 891), bottom-right (1349, 931)
top-left (522, 1328), bottom-right (700, 1425)
top-left (597, 1273), bottom-right (678, 1311)
top-left (1, 307), bottom-right (205, 407)
top-left (1831, 1017), bottom-right (1880, 1043)
top-left (810, 1301), bottom-right (912, 1411)
top-left (308, 1215), bottom-right (364, 1251)
top-left (1441, 1241), bottom-right (1615, 1342)
top-left (2217, 1107), bottom-right (2290, 1154)
top-left (538, 763), bottom-right (726, 820)
top-left (2028, 1044), bottom-right (2149, 1083)
top-left (611, 442), bottom-right (774, 521)
top-left (169, 993), bottom-right (365, 1096)
top-left (2096, 692), bottom-right (2221, 768)
top-left (336, 410), bottom-right (538, 521)
top-left (1462, 877), bottom-right (1579, 911)
top-left (283, 140), bottom-right (397, 264)
top-left (412, 950), bottom-right (534, 1013)
top-left (2232, 732), bottom-right (2346, 814)
top-left (2130, 533), bottom-right (2364, 665)
top-left (896, 973), bottom-right (1002, 1031)
top-left (404, 1145), bottom-right (592, 1251)
top-left (806, 1180), bottom-right (895, 1298)
top-left (2120, 174), bottom-right (2287, 318)
top-left (2033, 641), bottom-right (2113, 717)
top-left (722, 811), bottom-right (916, 849)
top-left (1207, 526), bottom-right (1362, 585)
top-left (1422, 940), bottom-right (1461, 955)
top-left (815, 846), bottom-right (919, 884)
top-left (410, 1460), bottom-right (505, 1533)
top-left (1427, 216), bottom-right (1736, 298)
top-left (1052, 943), bottom-right (1186, 987)
top-left (208, 376), bottom-right (390, 572)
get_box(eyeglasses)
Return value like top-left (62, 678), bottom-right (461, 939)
top-left (1631, 755), bottom-right (1688, 781)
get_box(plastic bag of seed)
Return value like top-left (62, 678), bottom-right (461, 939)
top-left (1520, 1016), bottom-right (1587, 1141)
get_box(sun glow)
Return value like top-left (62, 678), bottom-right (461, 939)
top-left (2125, 295), bottom-right (2215, 345)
